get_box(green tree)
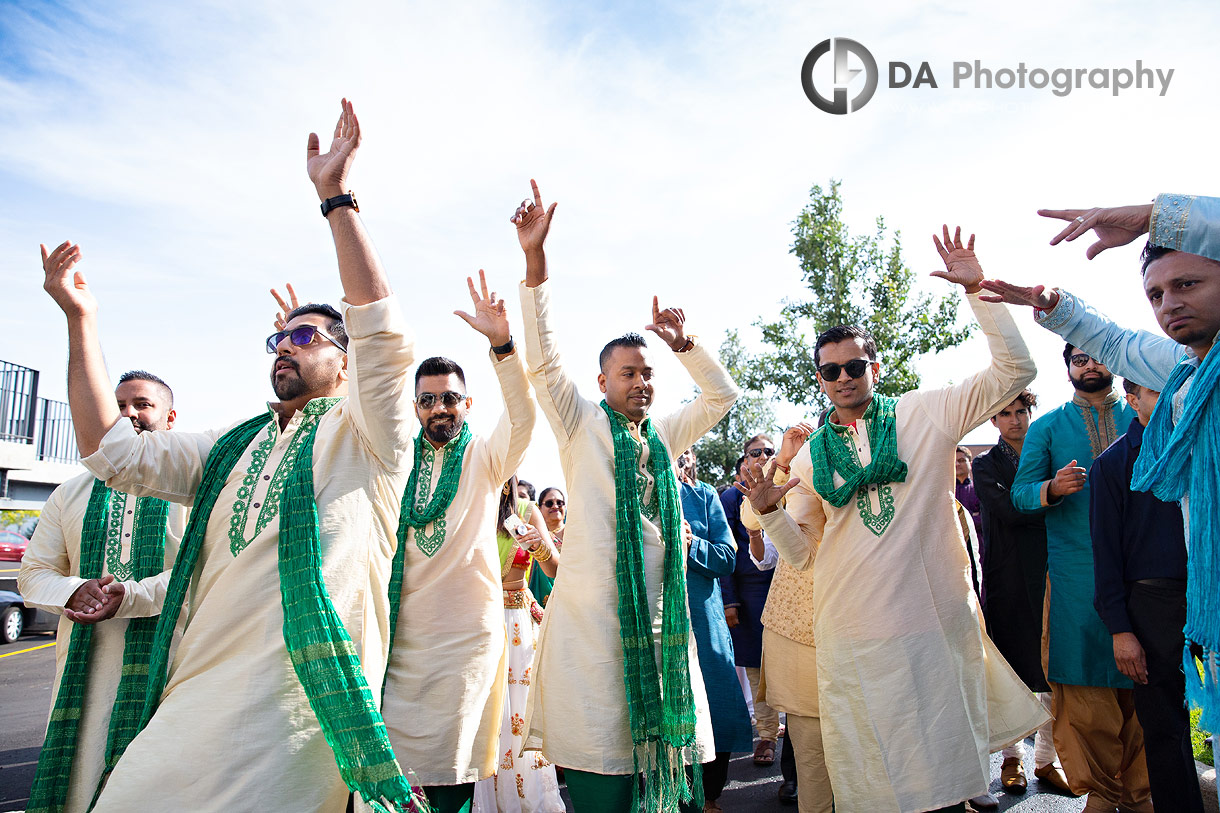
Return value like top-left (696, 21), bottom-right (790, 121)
top-left (693, 330), bottom-right (776, 488)
top-left (744, 180), bottom-right (972, 409)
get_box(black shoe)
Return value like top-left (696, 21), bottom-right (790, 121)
top-left (778, 780), bottom-right (798, 805)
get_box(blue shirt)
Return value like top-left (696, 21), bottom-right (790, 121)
top-left (1089, 417), bottom-right (1187, 636)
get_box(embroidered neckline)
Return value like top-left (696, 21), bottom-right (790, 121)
top-left (105, 491), bottom-right (134, 580)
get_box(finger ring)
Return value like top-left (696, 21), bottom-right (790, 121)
top-left (1074, 216), bottom-right (1085, 223)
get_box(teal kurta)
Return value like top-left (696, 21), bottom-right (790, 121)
top-left (1012, 395), bottom-right (1135, 687)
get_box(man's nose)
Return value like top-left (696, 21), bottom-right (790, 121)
top-left (119, 405), bottom-right (137, 418)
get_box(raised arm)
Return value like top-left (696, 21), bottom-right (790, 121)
top-left (1039, 193), bottom-right (1220, 261)
top-left (456, 271), bottom-right (535, 484)
top-left (652, 300), bottom-right (740, 455)
top-left (912, 227), bottom-right (1036, 438)
top-left (512, 178), bottom-right (558, 288)
top-left (752, 455), bottom-right (826, 572)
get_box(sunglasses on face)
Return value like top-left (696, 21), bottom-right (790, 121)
top-left (266, 325), bottom-right (346, 354)
top-left (415, 391), bottom-right (466, 409)
top-left (746, 447), bottom-right (776, 459)
top-left (1069, 353), bottom-right (1098, 368)
top-left (817, 358), bottom-right (872, 381)
top-left (542, 499), bottom-right (565, 508)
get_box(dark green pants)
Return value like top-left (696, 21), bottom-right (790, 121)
top-left (422, 783), bottom-right (475, 813)
top-left (564, 769), bottom-right (701, 812)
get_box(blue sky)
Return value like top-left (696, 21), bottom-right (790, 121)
top-left (2, 0), bottom-right (1217, 487)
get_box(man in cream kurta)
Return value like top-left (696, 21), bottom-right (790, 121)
top-left (20, 374), bottom-right (185, 813)
top-left (751, 228), bottom-right (1049, 812)
top-left (44, 100), bottom-right (414, 812)
top-left (380, 279), bottom-right (535, 802)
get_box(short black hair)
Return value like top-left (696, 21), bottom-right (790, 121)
top-left (1062, 342), bottom-right (1079, 368)
top-left (415, 356), bottom-right (467, 390)
top-left (287, 303), bottom-right (347, 350)
top-left (117, 370), bottom-right (174, 408)
top-left (1140, 240), bottom-right (1174, 276)
top-left (814, 325), bottom-right (877, 367)
top-left (517, 479), bottom-right (536, 501)
top-left (599, 333), bottom-right (648, 372)
top-left (1121, 378), bottom-right (1142, 396)
top-left (734, 455), bottom-right (747, 478)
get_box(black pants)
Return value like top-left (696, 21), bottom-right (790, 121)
top-left (701, 751), bottom-right (732, 802)
top-left (1128, 579), bottom-right (1205, 813)
top-left (779, 727), bottom-right (797, 783)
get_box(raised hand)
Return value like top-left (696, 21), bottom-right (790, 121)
top-left (1047, 459), bottom-right (1087, 500)
top-left (271, 283), bottom-right (301, 330)
top-left (931, 226), bottom-right (983, 293)
top-left (42, 241), bottom-right (95, 318)
top-left (777, 422), bottom-right (815, 468)
top-left (1039, 204), bottom-right (1153, 260)
top-left (645, 297), bottom-right (688, 351)
top-left (735, 458), bottom-right (800, 515)
top-left (454, 269), bottom-right (511, 347)
top-left (511, 179), bottom-right (558, 254)
top-left (978, 279), bottom-right (1058, 310)
top-left (306, 98), bottom-right (361, 200)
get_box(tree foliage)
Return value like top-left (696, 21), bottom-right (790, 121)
top-left (693, 330), bottom-right (776, 488)
top-left (743, 180), bottom-right (972, 409)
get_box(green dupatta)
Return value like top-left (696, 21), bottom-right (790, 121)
top-left (808, 394), bottom-right (908, 507)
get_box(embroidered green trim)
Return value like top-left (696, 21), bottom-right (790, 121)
top-left (228, 398), bottom-right (341, 556)
top-left (412, 444), bottom-right (446, 557)
top-left (401, 423), bottom-right (472, 558)
top-left (105, 491), bottom-right (133, 581)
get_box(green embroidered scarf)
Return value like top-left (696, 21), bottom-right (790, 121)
top-left (399, 424), bottom-right (472, 558)
top-left (600, 401), bottom-right (702, 813)
top-left (27, 480), bottom-right (169, 813)
top-left (809, 394), bottom-right (908, 508)
top-left (133, 404), bottom-right (429, 812)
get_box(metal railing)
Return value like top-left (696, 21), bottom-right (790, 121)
top-left (0, 359), bottom-right (79, 463)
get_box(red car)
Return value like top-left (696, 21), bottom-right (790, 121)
top-left (0, 530), bottom-right (29, 561)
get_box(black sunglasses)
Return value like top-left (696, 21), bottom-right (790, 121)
top-left (266, 325), bottom-right (346, 354)
top-left (1069, 353), bottom-right (1097, 368)
top-left (817, 358), bottom-right (871, 381)
top-left (746, 447), bottom-right (776, 459)
top-left (415, 391), bottom-right (466, 409)
top-left (542, 498), bottom-right (566, 508)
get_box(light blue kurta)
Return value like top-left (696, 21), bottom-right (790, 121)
top-left (680, 480), bottom-right (754, 754)
top-left (1011, 397), bottom-right (1135, 687)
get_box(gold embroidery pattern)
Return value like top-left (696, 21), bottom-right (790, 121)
top-left (499, 749), bottom-right (513, 771)
top-left (511, 713), bottom-right (524, 735)
top-left (1150, 193), bottom-right (1195, 251)
top-left (520, 666), bottom-right (531, 686)
top-left (1073, 397), bottom-right (1120, 459)
top-left (516, 775), bottom-right (525, 799)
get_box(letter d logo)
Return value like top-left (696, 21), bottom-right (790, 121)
top-left (801, 38), bottom-right (878, 114)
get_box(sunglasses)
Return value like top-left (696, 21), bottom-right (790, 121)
top-left (746, 447), bottom-right (776, 459)
top-left (542, 499), bottom-right (566, 508)
top-left (1069, 353), bottom-right (1098, 368)
top-left (415, 391), bottom-right (466, 409)
top-left (817, 358), bottom-right (872, 381)
top-left (266, 325), bottom-right (346, 354)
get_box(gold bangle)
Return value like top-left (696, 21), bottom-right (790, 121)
top-left (529, 544), bottom-right (552, 563)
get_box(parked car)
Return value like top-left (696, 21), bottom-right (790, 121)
top-left (0, 530), bottom-right (30, 561)
top-left (0, 590), bottom-right (58, 644)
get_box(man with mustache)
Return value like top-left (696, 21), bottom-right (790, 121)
top-left (1010, 347), bottom-right (1146, 812)
top-left (379, 268), bottom-right (536, 813)
top-left (19, 370), bottom-right (185, 813)
top-left (41, 99), bottom-right (430, 812)
top-left (511, 180), bottom-right (739, 812)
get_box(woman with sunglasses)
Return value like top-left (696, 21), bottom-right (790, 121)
top-left (530, 488), bottom-right (566, 606)
top-left (474, 476), bottom-right (563, 813)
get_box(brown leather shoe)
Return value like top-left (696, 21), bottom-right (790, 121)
top-left (1033, 763), bottom-right (1077, 796)
top-left (752, 739), bottom-right (776, 766)
top-left (1000, 756), bottom-right (1027, 793)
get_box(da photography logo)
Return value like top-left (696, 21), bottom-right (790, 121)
top-left (801, 38), bottom-right (878, 115)
top-left (802, 39), bottom-right (1175, 113)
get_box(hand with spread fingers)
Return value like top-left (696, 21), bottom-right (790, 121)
top-left (41, 241), bottom-right (95, 318)
top-left (307, 98), bottom-right (361, 201)
top-left (978, 279), bottom-right (1059, 310)
top-left (454, 269), bottom-right (512, 349)
top-left (271, 283), bottom-right (301, 330)
top-left (645, 296), bottom-right (689, 352)
top-left (931, 225), bottom-right (984, 293)
top-left (511, 179), bottom-right (558, 255)
top-left (735, 458), bottom-right (799, 515)
top-left (1038, 203), bottom-right (1154, 260)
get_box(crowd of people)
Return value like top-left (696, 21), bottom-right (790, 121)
top-left (16, 99), bottom-right (1219, 813)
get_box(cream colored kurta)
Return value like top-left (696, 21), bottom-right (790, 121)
top-left (381, 349), bottom-right (534, 786)
top-left (518, 280), bottom-right (739, 773)
top-left (18, 471), bottom-right (185, 813)
top-left (759, 293), bottom-right (1049, 813)
top-left (80, 296), bottom-right (414, 813)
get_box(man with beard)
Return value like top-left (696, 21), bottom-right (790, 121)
top-left (512, 180), bottom-right (739, 812)
top-left (380, 270), bottom-right (536, 813)
top-left (41, 100), bottom-right (430, 812)
top-left (741, 227), bottom-right (1048, 813)
top-left (1011, 346), bottom-right (1148, 812)
top-left (970, 390), bottom-right (1066, 795)
top-left (19, 371), bottom-right (186, 813)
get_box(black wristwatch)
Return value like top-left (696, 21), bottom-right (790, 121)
top-left (320, 193), bottom-right (359, 218)
top-left (491, 337), bottom-right (515, 355)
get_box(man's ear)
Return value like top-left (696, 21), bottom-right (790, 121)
top-left (990, 416), bottom-right (999, 426)
top-left (165, 409), bottom-right (177, 430)
top-left (1125, 392), bottom-right (1139, 412)
top-left (598, 372), bottom-right (607, 394)
top-left (339, 354), bottom-right (350, 382)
